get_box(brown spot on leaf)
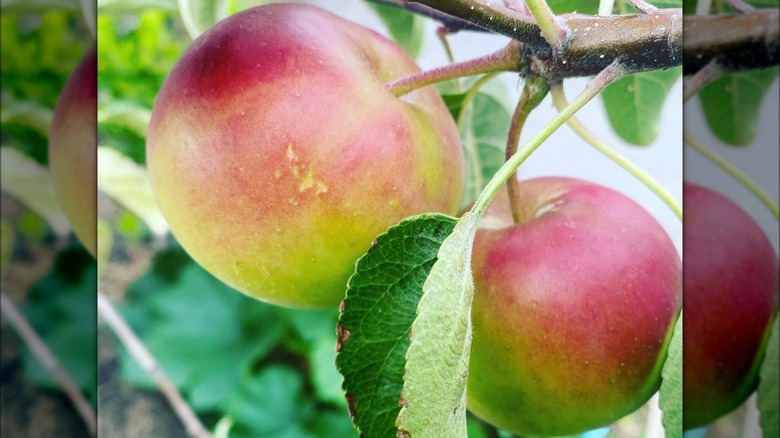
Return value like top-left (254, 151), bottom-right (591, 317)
top-left (398, 394), bottom-right (408, 408)
top-left (345, 393), bottom-right (357, 420)
top-left (339, 299), bottom-right (346, 313)
top-left (397, 427), bottom-right (411, 438)
top-left (336, 324), bottom-right (351, 352)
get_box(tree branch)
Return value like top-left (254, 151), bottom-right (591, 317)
top-left (369, 1), bottom-right (778, 78)
top-left (97, 292), bottom-right (212, 438)
top-left (1, 292), bottom-right (97, 436)
top-left (683, 9), bottom-right (779, 74)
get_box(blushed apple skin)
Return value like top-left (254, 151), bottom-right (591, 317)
top-left (49, 44), bottom-right (97, 257)
top-left (146, 4), bottom-right (463, 308)
top-left (467, 177), bottom-right (681, 436)
top-left (683, 182), bottom-right (778, 430)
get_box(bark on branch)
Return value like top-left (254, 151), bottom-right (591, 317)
top-left (372, 0), bottom-right (778, 78)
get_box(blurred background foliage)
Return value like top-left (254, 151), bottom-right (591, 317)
top-left (1, 4), bottom-right (95, 437)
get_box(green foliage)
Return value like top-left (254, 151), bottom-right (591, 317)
top-left (336, 214), bottom-right (457, 437)
top-left (368, 2), bottom-right (426, 59)
top-left (397, 213), bottom-right (478, 437)
top-left (601, 67), bottom-right (681, 146)
top-left (0, 147), bottom-right (70, 236)
top-left (97, 11), bottom-right (185, 109)
top-left (660, 316), bottom-right (683, 437)
top-left (758, 316), bottom-right (779, 438)
top-left (19, 245), bottom-right (97, 406)
top-left (119, 246), bottom-right (355, 436)
top-left (441, 78), bottom-right (512, 209)
top-left (698, 67), bottom-right (779, 146)
top-left (96, 146), bottom-right (168, 236)
top-left (1, 11), bottom-right (89, 163)
top-left (0, 219), bottom-right (13, 277)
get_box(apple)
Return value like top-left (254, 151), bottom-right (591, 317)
top-left (146, 4), bottom-right (464, 308)
top-left (466, 176), bottom-right (681, 436)
top-left (49, 44), bottom-right (97, 257)
top-left (683, 182), bottom-right (778, 429)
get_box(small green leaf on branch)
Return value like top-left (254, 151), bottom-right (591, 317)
top-left (397, 212), bottom-right (479, 438)
top-left (659, 315), bottom-right (682, 437)
top-left (758, 315), bottom-right (779, 438)
top-left (601, 67), bottom-right (681, 146)
top-left (369, 2), bottom-right (426, 59)
top-left (699, 67), bottom-right (778, 146)
top-left (336, 213), bottom-right (458, 437)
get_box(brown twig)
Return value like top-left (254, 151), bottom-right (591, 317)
top-left (370, 1), bottom-right (778, 77)
top-left (97, 292), bottom-right (212, 438)
top-left (683, 59), bottom-right (725, 102)
top-left (0, 292), bottom-right (97, 436)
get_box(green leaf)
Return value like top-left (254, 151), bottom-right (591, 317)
top-left (120, 261), bottom-right (285, 412)
top-left (698, 67), bottom-right (779, 146)
top-left (98, 101), bottom-right (151, 138)
top-left (368, 2), bottom-right (425, 59)
top-left (224, 366), bottom-right (306, 434)
top-left (659, 315), bottom-right (683, 438)
top-left (397, 213), bottom-right (479, 438)
top-left (97, 0), bottom-right (177, 14)
top-left (336, 214), bottom-right (458, 438)
top-left (758, 315), bottom-right (779, 438)
top-left (1, 101), bottom-right (53, 137)
top-left (601, 67), bottom-right (681, 146)
top-left (178, 0), bottom-right (220, 40)
top-left (0, 0), bottom-right (79, 13)
top-left (97, 146), bottom-right (169, 236)
top-left (443, 84), bottom-right (511, 209)
top-left (19, 245), bottom-right (97, 405)
top-left (547, 0), bottom-right (598, 14)
top-left (96, 217), bottom-right (113, 276)
top-left (0, 219), bottom-right (13, 277)
top-left (0, 147), bottom-right (70, 236)
top-left (285, 309), bottom-right (346, 406)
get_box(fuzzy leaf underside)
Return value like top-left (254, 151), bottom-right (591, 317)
top-left (699, 67), bottom-right (779, 146)
top-left (659, 315), bottom-right (683, 438)
top-left (758, 315), bottom-right (779, 438)
top-left (336, 214), bottom-right (458, 438)
top-left (396, 212), bottom-right (479, 438)
top-left (601, 67), bottom-right (682, 146)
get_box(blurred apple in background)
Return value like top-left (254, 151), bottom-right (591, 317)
top-left (49, 44), bottom-right (97, 256)
top-left (683, 181), bottom-right (779, 430)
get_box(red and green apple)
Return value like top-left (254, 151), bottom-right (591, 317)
top-left (146, 4), bottom-right (464, 308)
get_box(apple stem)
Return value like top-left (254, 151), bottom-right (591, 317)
top-left (384, 41), bottom-right (522, 97)
top-left (0, 292), bottom-right (98, 436)
top-left (97, 293), bottom-right (213, 438)
top-left (683, 60), bottom-right (724, 103)
top-left (470, 60), bottom-right (627, 216)
top-left (549, 83), bottom-right (683, 221)
top-left (684, 131), bottom-right (780, 219)
top-left (506, 76), bottom-right (550, 224)
top-left (459, 73), bottom-right (501, 203)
